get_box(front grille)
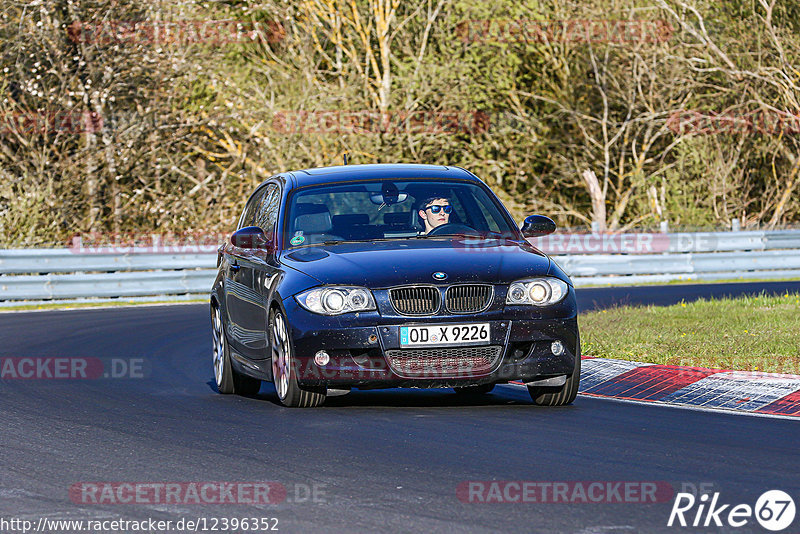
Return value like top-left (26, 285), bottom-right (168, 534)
top-left (445, 284), bottom-right (493, 313)
top-left (384, 345), bottom-right (502, 378)
top-left (389, 286), bottom-right (440, 315)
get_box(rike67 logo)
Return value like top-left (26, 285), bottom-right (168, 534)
top-left (668, 490), bottom-right (796, 531)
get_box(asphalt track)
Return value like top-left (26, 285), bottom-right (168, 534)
top-left (575, 279), bottom-right (800, 311)
top-left (2, 283), bottom-right (799, 533)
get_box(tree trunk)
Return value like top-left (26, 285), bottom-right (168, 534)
top-left (582, 169), bottom-right (606, 232)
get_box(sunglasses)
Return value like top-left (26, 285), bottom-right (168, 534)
top-left (426, 204), bottom-right (452, 214)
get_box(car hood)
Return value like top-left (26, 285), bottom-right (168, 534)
top-left (280, 238), bottom-right (551, 288)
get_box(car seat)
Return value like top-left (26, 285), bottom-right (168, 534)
top-left (292, 204), bottom-right (343, 244)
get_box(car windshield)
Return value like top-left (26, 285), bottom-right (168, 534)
top-left (284, 179), bottom-right (519, 246)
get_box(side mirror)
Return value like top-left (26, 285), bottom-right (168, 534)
top-left (521, 215), bottom-right (556, 237)
top-left (231, 226), bottom-right (271, 250)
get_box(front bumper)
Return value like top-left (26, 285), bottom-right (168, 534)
top-left (283, 294), bottom-right (579, 389)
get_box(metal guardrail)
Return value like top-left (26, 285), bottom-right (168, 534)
top-left (541, 230), bottom-right (800, 286)
top-left (529, 230), bottom-right (800, 254)
top-left (0, 270), bottom-right (217, 300)
top-left (0, 248), bottom-right (217, 274)
top-left (556, 251), bottom-right (800, 286)
top-left (2, 230), bottom-right (800, 301)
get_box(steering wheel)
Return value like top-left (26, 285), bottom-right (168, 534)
top-left (426, 222), bottom-right (478, 236)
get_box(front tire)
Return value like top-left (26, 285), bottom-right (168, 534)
top-left (527, 339), bottom-right (581, 406)
top-left (270, 307), bottom-right (326, 408)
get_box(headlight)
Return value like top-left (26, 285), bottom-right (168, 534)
top-left (506, 278), bottom-right (569, 306)
top-left (296, 286), bottom-right (376, 315)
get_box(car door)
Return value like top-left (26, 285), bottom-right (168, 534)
top-left (238, 183), bottom-right (282, 360)
top-left (224, 185), bottom-right (270, 359)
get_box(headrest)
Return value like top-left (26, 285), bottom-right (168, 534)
top-left (294, 203), bottom-right (332, 234)
top-left (295, 203), bottom-right (329, 217)
top-left (384, 212), bottom-right (408, 226)
top-left (332, 214), bottom-right (369, 227)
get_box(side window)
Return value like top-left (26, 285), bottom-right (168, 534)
top-left (238, 187), bottom-right (268, 230)
top-left (472, 194), bottom-right (501, 232)
top-left (448, 194), bottom-right (467, 225)
top-left (255, 184), bottom-right (280, 239)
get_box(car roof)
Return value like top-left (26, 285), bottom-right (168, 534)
top-left (285, 163), bottom-right (478, 189)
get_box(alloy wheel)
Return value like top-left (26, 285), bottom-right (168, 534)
top-left (271, 311), bottom-right (291, 399)
top-left (212, 306), bottom-right (225, 387)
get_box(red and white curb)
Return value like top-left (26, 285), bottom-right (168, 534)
top-left (577, 356), bottom-right (800, 417)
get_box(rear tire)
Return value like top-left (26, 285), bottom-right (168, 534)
top-left (212, 304), bottom-right (235, 394)
top-left (453, 384), bottom-right (495, 395)
top-left (270, 308), bottom-right (326, 408)
top-left (528, 339), bottom-right (581, 406)
top-left (212, 304), bottom-right (262, 396)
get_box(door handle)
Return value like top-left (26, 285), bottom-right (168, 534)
top-left (230, 261), bottom-right (241, 273)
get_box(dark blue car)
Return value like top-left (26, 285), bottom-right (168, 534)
top-left (210, 164), bottom-right (580, 407)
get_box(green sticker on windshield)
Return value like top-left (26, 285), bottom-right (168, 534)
top-left (290, 235), bottom-right (305, 245)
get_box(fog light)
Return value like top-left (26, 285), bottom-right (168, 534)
top-left (314, 350), bottom-right (330, 366)
top-left (551, 341), bottom-right (564, 356)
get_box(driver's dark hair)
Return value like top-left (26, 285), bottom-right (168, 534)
top-left (418, 195), bottom-right (450, 211)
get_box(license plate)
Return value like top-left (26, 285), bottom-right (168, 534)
top-left (399, 323), bottom-right (490, 347)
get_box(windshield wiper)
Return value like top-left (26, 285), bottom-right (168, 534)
top-left (413, 232), bottom-right (502, 240)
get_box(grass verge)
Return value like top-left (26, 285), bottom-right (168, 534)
top-left (580, 292), bottom-right (800, 374)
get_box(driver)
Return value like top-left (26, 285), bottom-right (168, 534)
top-left (417, 196), bottom-right (452, 235)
